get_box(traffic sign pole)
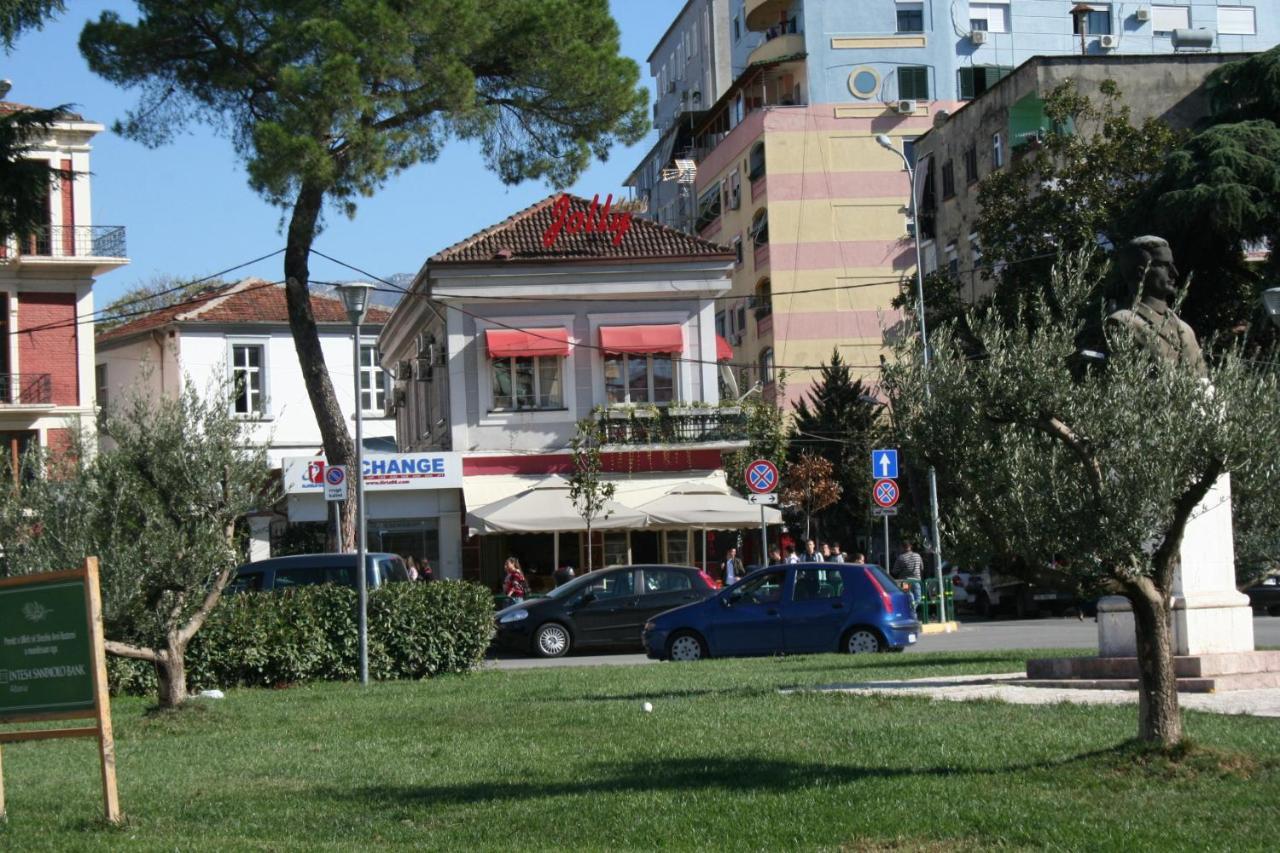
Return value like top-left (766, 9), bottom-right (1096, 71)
top-left (884, 515), bottom-right (890, 576)
top-left (744, 459), bottom-right (779, 568)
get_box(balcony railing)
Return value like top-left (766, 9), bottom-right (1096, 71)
top-left (0, 373), bottom-right (53, 405)
top-left (2, 225), bottom-right (128, 260)
top-left (598, 406), bottom-right (748, 447)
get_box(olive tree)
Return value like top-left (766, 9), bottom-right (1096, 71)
top-left (882, 255), bottom-right (1280, 746)
top-left (0, 381), bottom-right (273, 707)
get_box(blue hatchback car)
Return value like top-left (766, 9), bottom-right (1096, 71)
top-left (642, 562), bottom-right (921, 661)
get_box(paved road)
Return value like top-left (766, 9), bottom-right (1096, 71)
top-left (486, 616), bottom-right (1280, 670)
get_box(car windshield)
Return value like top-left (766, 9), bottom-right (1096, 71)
top-left (862, 564), bottom-right (899, 592)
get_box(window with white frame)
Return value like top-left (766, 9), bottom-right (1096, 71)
top-left (359, 344), bottom-right (386, 413)
top-left (1072, 4), bottom-right (1112, 34)
top-left (95, 363), bottom-right (108, 411)
top-left (491, 356), bottom-right (563, 411)
top-left (604, 353), bottom-right (674, 405)
top-left (1152, 5), bottom-right (1190, 32)
top-left (1217, 6), bottom-right (1256, 34)
top-left (665, 531), bottom-right (690, 565)
top-left (992, 131), bottom-right (1004, 168)
top-left (969, 1), bottom-right (1010, 33)
top-left (896, 2), bottom-right (924, 33)
top-left (230, 343), bottom-right (266, 415)
top-left (758, 347), bottom-right (774, 385)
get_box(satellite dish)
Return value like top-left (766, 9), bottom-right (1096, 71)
top-left (932, 110), bottom-right (950, 128)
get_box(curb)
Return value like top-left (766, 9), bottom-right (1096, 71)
top-left (921, 621), bottom-right (960, 635)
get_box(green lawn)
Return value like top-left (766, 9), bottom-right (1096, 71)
top-left (2, 651), bottom-right (1277, 851)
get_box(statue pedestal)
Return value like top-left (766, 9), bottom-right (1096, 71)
top-left (1028, 475), bottom-right (1277, 692)
top-left (1098, 474), bottom-right (1253, 657)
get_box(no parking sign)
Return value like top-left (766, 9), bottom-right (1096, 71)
top-left (324, 465), bottom-right (348, 501)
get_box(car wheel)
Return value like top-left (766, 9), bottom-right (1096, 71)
top-left (844, 627), bottom-right (885, 654)
top-left (667, 631), bottom-right (708, 662)
top-left (532, 623), bottom-right (571, 658)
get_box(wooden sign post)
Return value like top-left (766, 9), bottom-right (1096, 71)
top-left (0, 558), bottom-right (120, 823)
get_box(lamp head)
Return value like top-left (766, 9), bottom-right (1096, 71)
top-left (876, 134), bottom-right (894, 150)
top-left (1264, 287), bottom-right (1280, 329)
top-left (336, 282), bottom-right (376, 324)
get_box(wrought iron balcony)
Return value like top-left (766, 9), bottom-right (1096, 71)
top-left (3, 225), bottom-right (128, 260)
top-left (598, 405), bottom-right (748, 448)
top-left (0, 373), bottom-right (53, 405)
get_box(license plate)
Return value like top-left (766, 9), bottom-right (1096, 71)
top-left (907, 633), bottom-right (917, 643)
top-left (1033, 593), bottom-right (1060, 601)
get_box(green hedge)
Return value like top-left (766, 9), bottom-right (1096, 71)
top-left (107, 580), bottom-right (495, 695)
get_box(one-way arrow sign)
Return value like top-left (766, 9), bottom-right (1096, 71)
top-left (871, 449), bottom-right (898, 480)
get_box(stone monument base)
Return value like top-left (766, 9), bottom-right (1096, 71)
top-left (1097, 592), bottom-right (1255, 657)
top-left (1025, 651), bottom-right (1280, 693)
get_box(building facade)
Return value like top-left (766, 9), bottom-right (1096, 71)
top-left (913, 52), bottom-right (1253, 300)
top-left (95, 279), bottom-right (395, 467)
top-left (379, 194), bottom-right (781, 589)
top-left (0, 101), bottom-right (127, 476)
top-left (632, 0), bottom-right (1280, 403)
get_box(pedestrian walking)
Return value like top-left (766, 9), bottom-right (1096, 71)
top-left (502, 557), bottom-right (529, 604)
top-left (801, 539), bottom-right (821, 562)
top-left (785, 545), bottom-right (800, 564)
top-left (722, 547), bottom-right (744, 586)
top-left (404, 556), bottom-right (420, 582)
top-left (893, 542), bottom-right (924, 608)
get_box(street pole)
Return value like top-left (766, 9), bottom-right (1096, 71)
top-left (760, 503), bottom-right (768, 567)
top-left (883, 514), bottom-right (890, 572)
top-left (877, 134), bottom-right (947, 623)
top-left (338, 282), bottom-right (375, 686)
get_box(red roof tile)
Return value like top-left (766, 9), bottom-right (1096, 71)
top-left (0, 101), bottom-right (85, 121)
top-left (430, 193), bottom-right (733, 264)
top-left (97, 279), bottom-right (391, 345)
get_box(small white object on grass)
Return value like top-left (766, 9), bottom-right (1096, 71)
top-left (642, 701), bottom-right (653, 713)
top-left (198, 689), bottom-right (225, 700)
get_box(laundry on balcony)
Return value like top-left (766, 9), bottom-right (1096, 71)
top-left (483, 327), bottom-right (571, 358)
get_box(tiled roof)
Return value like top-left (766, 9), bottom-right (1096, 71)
top-left (429, 193), bottom-right (733, 264)
top-left (0, 101), bottom-right (85, 121)
top-left (97, 279), bottom-right (392, 345)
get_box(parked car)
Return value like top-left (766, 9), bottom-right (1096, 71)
top-left (227, 552), bottom-right (411, 593)
top-left (494, 564), bottom-right (719, 658)
top-left (954, 565), bottom-right (1077, 618)
top-left (642, 562), bottom-right (920, 661)
top-left (1246, 576), bottom-right (1280, 616)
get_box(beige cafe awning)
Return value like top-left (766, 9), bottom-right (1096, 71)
top-left (464, 474), bottom-right (649, 535)
top-left (631, 481), bottom-right (783, 529)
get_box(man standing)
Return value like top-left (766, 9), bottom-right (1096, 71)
top-left (723, 547), bottom-right (744, 586)
top-left (801, 539), bottom-right (821, 562)
top-left (831, 543), bottom-right (846, 563)
top-left (893, 541), bottom-right (924, 607)
top-left (768, 547), bottom-right (782, 565)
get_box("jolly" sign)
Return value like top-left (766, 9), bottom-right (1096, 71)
top-left (541, 193), bottom-right (632, 248)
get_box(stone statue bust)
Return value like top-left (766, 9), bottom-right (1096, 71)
top-left (1105, 236), bottom-right (1207, 379)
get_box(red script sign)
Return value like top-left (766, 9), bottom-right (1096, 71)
top-left (541, 194), bottom-right (633, 248)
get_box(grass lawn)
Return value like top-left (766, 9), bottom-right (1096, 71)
top-left (2, 650), bottom-right (1277, 851)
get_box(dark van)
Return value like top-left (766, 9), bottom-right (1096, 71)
top-left (228, 553), bottom-right (410, 593)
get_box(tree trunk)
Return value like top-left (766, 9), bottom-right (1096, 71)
top-left (154, 644), bottom-right (188, 709)
top-left (282, 181), bottom-right (357, 549)
top-left (585, 520), bottom-right (593, 571)
top-left (1127, 579), bottom-right (1182, 747)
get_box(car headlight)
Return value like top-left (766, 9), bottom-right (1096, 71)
top-left (643, 621), bottom-right (657, 632)
top-left (499, 609), bottom-right (529, 624)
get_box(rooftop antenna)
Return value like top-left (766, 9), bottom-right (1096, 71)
top-left (660, 158), bottom-right (698, 233)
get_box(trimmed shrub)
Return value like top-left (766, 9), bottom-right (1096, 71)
top-left (107, 580), bottom-right (494, 695)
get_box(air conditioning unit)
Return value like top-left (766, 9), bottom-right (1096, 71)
top-left (1135, 7), bottom-right (1151, 22)
top-left (969, 30), bottom-right (989, 45)
top-left (416, 331), bottom-right (432, 354)
top-left (412, 357), bottom-right (433, 382)
top-left (1098, 34), bottom-right (1120, 49)
top-left (896, 99), bottom-right (917, 115)
top-left (396, 359), bottom-right (412, 379)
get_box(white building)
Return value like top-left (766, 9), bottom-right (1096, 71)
top-left (94, 278), bottom-right (395, 467)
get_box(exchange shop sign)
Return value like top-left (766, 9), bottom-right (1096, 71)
top-left (283, 452), bottom-right (463, 495)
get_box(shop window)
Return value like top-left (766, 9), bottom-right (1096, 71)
top-left (896, 3), bottom-right (925, 33)
top-left (604, 354), bottom-right (674, 405)
top-left (898, 66), bottom-right (930, 100)
top-left (664, 532), bottom-right (690, 566)
top-left (492, 356), bottom-right (563, 410)
top-left (359, 344), bottom-right (386, 413)
top-left (958, 66), bottom-right (1012, 100)
top-left (941, 161), bottom-right (955, 199)
top-left (602, 533), bottom-right (630, 568)
top-left (1072, 5), bottom-right (1112, 35)
top-left (748, 142), bottom-right (766, 181)
top-left (229, 342), bottom-right (266, 415)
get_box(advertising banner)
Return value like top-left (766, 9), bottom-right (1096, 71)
top-left (0, 578), bottom-right (95, 720)
top-left (283, 452), bottom-right (464, 495)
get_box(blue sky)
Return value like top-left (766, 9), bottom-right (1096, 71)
top-left (2, 1), bottom-right (685, 306)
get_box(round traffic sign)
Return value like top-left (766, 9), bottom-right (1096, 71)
top-left (745, 459), bottom-right (779, 494)
top-left (325, 466), bottom-right (346, 486)
top-left (872, 478), bottom-right (900, 508)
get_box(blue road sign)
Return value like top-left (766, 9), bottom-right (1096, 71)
top-left (871, 449), bottom-right (899, 480)
top-left (745, 459), bottom-right (779, 494)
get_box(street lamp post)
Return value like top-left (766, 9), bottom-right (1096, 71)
top-left (875, 133), bottom-right (948, 623)
top-left (337, 281), bottom-right (376, 686)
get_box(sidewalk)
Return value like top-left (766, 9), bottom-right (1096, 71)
top-left (798, 672), bottom-right (1280, 717)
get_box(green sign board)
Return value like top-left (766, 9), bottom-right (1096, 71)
top-left (0, 578), bottom-right (96, 720)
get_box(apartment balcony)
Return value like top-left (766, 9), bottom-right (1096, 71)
top-left (0, 373), bottom-right (52, 406)
top-left (748, 30), bottom-right (803, 67)
top-left (745, 0), bottom-right (792, 31)
top-left (598, 405), bottom-right (748, 449)
top-left (3, 225), bottom-right (129, 269)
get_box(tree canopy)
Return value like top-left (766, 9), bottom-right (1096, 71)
top-left (0, 0), bottom-right (63, 49)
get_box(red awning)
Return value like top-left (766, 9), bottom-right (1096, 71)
top-left (599, 324), bottom-right (684, 355)
top-left (484, 328), bottom-right (571, 358)
top-left (716, 334), bottom-right (733, 361)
